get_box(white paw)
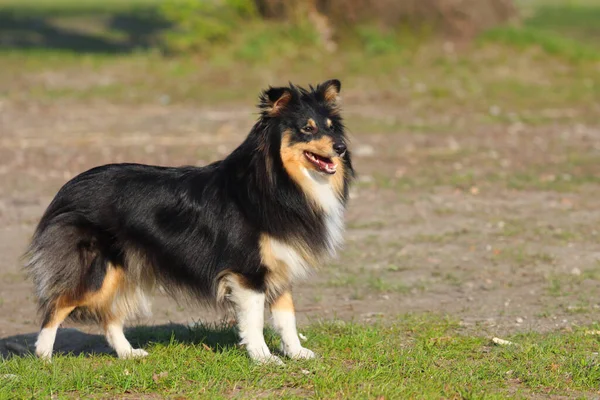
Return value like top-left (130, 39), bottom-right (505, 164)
top-left (119, 348), bottom-right (149, 359)
top-left (282, 346), bottom-right (316, 360)
top-left (247, 347), bottom-right (285, 365)
top-left (253, 354), bottom-right (285, 365)
top-left (35, 349), bottom-right (52, 362)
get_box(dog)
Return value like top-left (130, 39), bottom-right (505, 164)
top-left (24, 79), bottom-right (354, 364)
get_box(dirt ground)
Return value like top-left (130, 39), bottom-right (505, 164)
top-left (1, 95), bottom-right (599, 350)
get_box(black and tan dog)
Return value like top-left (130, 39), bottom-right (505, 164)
top-left (25, 79), bottom-right (354, 363)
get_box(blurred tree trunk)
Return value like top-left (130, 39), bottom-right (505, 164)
top-left (254, 0), bottom-right (517, 39)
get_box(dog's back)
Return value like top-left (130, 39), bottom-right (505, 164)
top-left (26, 163), bottom-right (243, 317)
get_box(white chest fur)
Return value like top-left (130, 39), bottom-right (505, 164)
top-left (266, 168), bottom-right (346, 285)
top-left (269, 238), bottom-right (312, 281)
top-left (303, 168), bottom-right (345, 255)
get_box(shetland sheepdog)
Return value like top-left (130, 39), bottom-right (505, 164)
top-left (25, 79), bottom-right (353, 364)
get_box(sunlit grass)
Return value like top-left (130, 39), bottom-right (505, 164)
top-left (3, 316), bottom-right (600, 398)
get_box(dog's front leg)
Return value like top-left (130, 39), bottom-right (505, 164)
top-left (271, 291), bottom-right (315, 359)
top-left (228, 276), bottom-right (283, 364)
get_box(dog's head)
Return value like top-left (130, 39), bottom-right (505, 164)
top-left (259, 80), bottom-right (349, 178)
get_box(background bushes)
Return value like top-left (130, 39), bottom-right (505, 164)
top-left (158, 0), bottom-right (517, 54)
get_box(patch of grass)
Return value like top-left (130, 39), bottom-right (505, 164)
top-left (345, 113), bottom-right (456, 136)
top-left (414, 229), bottom-right (470, 244)
top-left (431, 270), bottom-right (463, 287)
top-left (0, 0), bottom-right (596, 116)
top-left (581, 262), bottom-right (600, 281)
top-left (545, 274), bottom-right (579, 298)
top-left (564, 303), bottom-right (592, 315)
top-left (497, 152), bottom-right (600, 193)
top-left (433, 207), bottom-right (455, 216)
top-left (534, 226), bottom-right (580, 242)
top-left (481, 26), bottom-right (600, 63)
top-left (357, 26), bottom-right (399, 55)
top-left (546, 263), bottom-right (600, 298)
top-left (367, 276), bottom-right (411, 293)
top-left (496, 219), bottom-right (529, 238)
top-left (0, 0), bottom-right (163, 15)
top-left (511, 152), bottom-right (599, 191)
top-left (371, 145), bottom-right (600, 195)
top-left (525, 3), bottom-right (600, 44)
top-left (3, 316), bottom-right (600, 398)
top-left (482, 1), bottom-right (600, 63)
top-left (158, 1), bottom-right (318, 56)
top-left (547, 277), bottom-right (565, 297)
top-left (493, 245), bottom-right (554, 268)
top-left (326, 275), bottom-right (357, 288)
top-left (346, 220), bottom-right (386, 230)
top-left (230, 22), bottom-right (318, 63)
top-left (386, 264), bottom-right (411, 273)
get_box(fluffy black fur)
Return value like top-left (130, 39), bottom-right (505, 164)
top-left (25, 79), bottom-right (354, 325)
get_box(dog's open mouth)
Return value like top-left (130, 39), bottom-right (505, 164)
top-left (304, 151), bottom-right (337, 174)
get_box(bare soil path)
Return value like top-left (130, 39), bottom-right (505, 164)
top-left (1, 99), bottom-right (599, 347)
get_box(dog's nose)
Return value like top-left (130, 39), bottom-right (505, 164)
top-left (333, 142), bottom-right (347, 156)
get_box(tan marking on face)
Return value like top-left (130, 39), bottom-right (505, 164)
top-left (270, 291), bottom-right (294, 312)
top-left (307, 118), bottom-right (317, 132)
top-left (326, 118), bottom-right (332, 128)
top-left (280, 131), bottom-right (316, 200)
top-left (281, 131), bottom-right (346, 205)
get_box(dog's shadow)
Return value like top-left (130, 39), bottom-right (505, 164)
top-left (0, 323), bottom-right (240, 359)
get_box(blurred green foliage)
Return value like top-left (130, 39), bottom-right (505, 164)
top-left (481, 26), bottom-right (600, 62)
top-left (0, 0), bottom-right (599, 63)
top-left (159, 0), bottom-right (257, 52)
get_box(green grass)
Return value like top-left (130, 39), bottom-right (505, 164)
top-left (3, 316), bottom-right (600, 398)
top-left (366, 145), bottom-right (600, 194)
top-left (492, 245), bottom-right (554, 269)
top-left (0, 2), bottom-right (598, 125)
top-left (481, 26), bottom-right (600, 63)
top-left (524, 2), bottom-right (600, 43)
top-left (483, 1), bottom-right (600, 62)
top-left (0, 0), bottom-right (163, 15)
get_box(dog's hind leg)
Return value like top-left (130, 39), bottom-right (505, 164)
top-left (104, 315), bottom-right (148, 359)
top-left (89, 265), bottom-right (148, 359)
top-left (36, 298), bottom-right (76, 361)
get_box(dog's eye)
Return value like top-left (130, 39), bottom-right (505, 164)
top-left (301, 125), bottom-right (314, 134)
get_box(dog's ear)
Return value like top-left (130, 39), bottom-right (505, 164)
top-left (317, 79), bottom-right (341, 104)
top-left (259, 87), bottom-right (293, 117)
